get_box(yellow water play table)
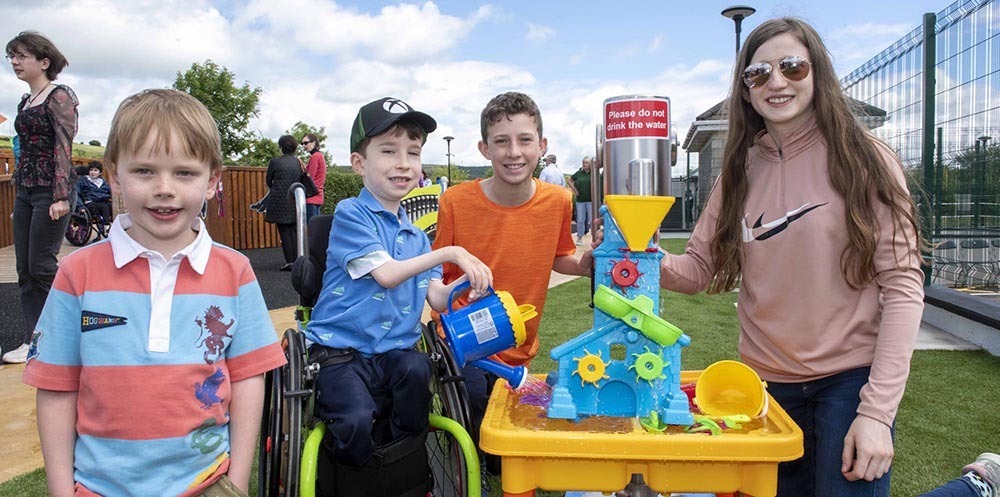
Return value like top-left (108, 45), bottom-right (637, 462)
top-left (479, 371), bottom-right (803, 497)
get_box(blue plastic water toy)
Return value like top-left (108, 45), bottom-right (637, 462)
top-left (439, 281), bottom-right (537, 389)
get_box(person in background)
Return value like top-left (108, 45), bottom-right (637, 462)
top-left (266, 135), bottom-right (303, 271)
top-left (538, 153), bottom-right (566, 187)
top-left (300, 132), bottom-right (326, 221)
top-left (658, 18), bottom-right (924, 497)
top-left (76, 160), bottom-right (113, 230)
top-left (5, 30), bottom-right (78, 364)
top-left (568, 156), bottom-right (594, 245)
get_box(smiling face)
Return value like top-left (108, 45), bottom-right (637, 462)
top-left (88, 166), bottom-right (102, 179)
top-left (351, 126), bottom-right (423, 212)
top-left (110, 130), bottom-right (220, 258)
top-left (747, 32), bottom-right (815, 135)
top-left (478, 112), bottom-right (547, 189)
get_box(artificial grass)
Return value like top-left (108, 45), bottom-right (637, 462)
top-left (3, 236), bottom-right (998, 497)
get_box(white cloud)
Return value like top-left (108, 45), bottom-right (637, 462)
top-left (826, 22), bottom-right (914, 74)
top-left (649, 35), bottom-right (663, 53)
top-left (526, 22), bottom-right (555, 42)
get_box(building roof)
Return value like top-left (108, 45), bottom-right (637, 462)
top-left (682, 97), bottom-right (887, 152)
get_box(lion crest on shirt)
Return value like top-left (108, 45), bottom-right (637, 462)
top-left (195, 306), bottom-right (234, 365)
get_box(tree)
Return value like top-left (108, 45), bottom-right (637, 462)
top-left (285, 121), bottom-right (333, 166)
top-left (174, 60), bottom-right (262, 161)
top-left (240, 135), bottom-right (280, 168)
top-left (88, 139), bottom-right (101, 147)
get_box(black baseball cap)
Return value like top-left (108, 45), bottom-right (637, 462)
top-left (350, 97), bottom-right (437, 153)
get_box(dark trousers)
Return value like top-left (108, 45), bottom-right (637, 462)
top-left (314, 348), bottom-right (431, 466)
top-left (275, 223), bottom-right (297, 263)
top-left (767, 366), bottom-right (893, 497)
top-left (920, 472), bottom-right (992, 496)
top-left (86, 201), bottom-right (112, 225)
top-left (13, 187), bottom-right (72, 344)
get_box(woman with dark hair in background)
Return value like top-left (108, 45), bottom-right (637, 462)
top-left (4, 31), bottom-right (78, 363)
top-left (300, 132), bottom-right (326, 221)
top-left (266, 135), bottom-right (302, 271)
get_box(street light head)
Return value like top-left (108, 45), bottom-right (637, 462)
top-left (443, 135), bottom-right (454, 143)
top-left (722, 5), bottom-right (756, 20)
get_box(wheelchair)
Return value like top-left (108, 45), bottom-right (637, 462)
top-left (258, 184), bottom-right (480, 497)
top-left (65, 193), bottom-right (112, 246)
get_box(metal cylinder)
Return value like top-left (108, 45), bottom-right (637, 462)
top-left (601, 95), bottom-right (673, 197)
top-left (627, 159), bottom-right (655, 196)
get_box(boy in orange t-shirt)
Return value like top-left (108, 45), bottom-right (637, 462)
top-left (432, 92), bottom-right (593, 459)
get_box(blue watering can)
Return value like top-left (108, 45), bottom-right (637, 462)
top-left (439, 282), bottom-right (537, 389)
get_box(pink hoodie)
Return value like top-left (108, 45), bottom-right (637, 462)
top-left (662, 116), bottom-right (924, 426)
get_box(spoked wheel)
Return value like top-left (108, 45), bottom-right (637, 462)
top-left (422, 322), bottom-right (477, 497)
top-left (65, 209), bottom-right (92, 246)
top-left (257, 329), bottom-right (310, 497)
top-left (258, 358), bottom-right (284, 496)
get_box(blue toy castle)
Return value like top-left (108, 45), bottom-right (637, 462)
top-left (547, 197), bottom-right (693, 426)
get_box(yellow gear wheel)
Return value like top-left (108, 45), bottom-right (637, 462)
top-left (572, 351), bottom-right (610, 387)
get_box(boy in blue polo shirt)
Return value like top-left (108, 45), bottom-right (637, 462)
top-left (306, 97), bottom-right (492, 467)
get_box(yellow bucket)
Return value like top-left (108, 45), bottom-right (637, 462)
top-left (695, 360), bottom-right (768, 418)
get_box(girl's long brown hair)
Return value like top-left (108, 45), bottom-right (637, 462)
top-left (708, 17), bottom-right (922, 294)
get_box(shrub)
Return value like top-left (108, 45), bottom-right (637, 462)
top-left (88, 139), bottom-right (101, 146)
top-left (323, 171), bottom-right (364, 214)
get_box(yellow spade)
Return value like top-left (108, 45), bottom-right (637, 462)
top-left (605, 195), bottom-right (675, 251)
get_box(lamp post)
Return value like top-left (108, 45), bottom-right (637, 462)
top-left (722, 5), bottom-right (756, 55)
top-left (443, 135), bottom-right (454, 184)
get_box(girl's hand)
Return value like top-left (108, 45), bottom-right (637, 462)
top-left (841, 414), bottom-right (894, 482)
top-left (49, 200), bottom-right (69, 220)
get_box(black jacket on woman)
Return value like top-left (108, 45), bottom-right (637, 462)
top-left (265, 154), bottom-right (301, 225)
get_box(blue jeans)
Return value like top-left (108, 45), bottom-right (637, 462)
top-left (767, 366), bottom-right (893, 497)
top-left (306, 203), bottom-right (321, 222)
top-left (920, 473), bottom-right (991, 496)
top-left (13, 187), bottom-right (72, 344)
top-left (314, 348), bottom-right (431, 466)
top-left (575, 201), bottom-right (592, 238)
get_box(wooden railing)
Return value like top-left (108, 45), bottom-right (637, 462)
top-left (0, 161), bottom-right (279, 250)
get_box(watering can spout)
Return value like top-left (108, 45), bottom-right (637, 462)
top-left (472, 358), bottom-right (528, 390)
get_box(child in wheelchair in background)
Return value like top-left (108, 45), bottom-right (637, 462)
top-left (75, 160), bottom-right (112, 233)
top-left (304, 98), bottom-right (492, 482)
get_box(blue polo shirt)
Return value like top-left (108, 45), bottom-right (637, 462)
top-left (306, 188), bottom-right (441, 355)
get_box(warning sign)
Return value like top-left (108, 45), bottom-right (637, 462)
top-left (604, 99), bottom-right (670, 141)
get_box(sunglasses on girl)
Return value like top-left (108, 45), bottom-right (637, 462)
top-left (742, 55), bottom-right (811, 89)
top-left (300, 140), bottom-right (312, 146)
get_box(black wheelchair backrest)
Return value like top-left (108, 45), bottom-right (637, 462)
top-left (292, 214), bottom-right (334, 308)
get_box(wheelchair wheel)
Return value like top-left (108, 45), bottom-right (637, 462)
top-left (258, 329), bottom-right (311, 497)
top-left (422, 322), bottom-right (478, 497)
top-left (65, 206), bottom-right (92, 246)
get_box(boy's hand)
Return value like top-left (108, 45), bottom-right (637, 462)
top-left (447, 246), bottom-right (493, 299)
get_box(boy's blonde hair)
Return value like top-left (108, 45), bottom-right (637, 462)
top-left (104, 89), bottom-right (223, 174)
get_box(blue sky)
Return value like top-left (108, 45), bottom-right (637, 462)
top-left (1, 0), bottom-right (953, 175)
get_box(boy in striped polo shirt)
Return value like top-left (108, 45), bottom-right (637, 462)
top-left (23, 89), bottom-right (286, 497)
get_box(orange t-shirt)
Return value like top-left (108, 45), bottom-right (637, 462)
top-left (433, 179), bottom-right (576, 366)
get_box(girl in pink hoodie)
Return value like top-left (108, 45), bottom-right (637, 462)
top-left (661, 18), bottom-right (926, 497)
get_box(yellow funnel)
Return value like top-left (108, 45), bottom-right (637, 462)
top-left (605, 195), bottom-right (675, 251)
